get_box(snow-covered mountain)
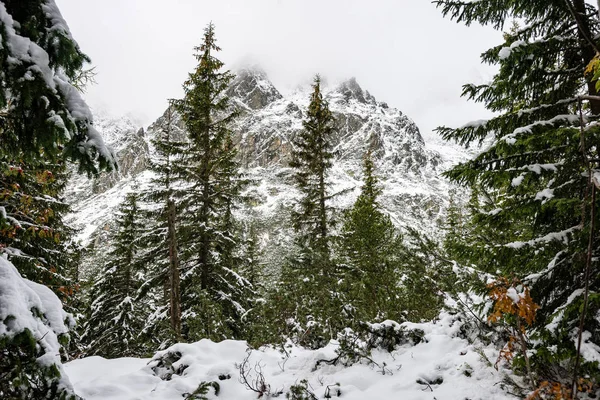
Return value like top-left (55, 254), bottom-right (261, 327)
top-left (66, 66), bottom-right (472, 275)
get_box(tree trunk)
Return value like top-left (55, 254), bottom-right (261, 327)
top-left (319, 169), bottom-right (327, 243)
top-left (199, 108), bottom-right (212, 291)
top-left (318, 132), bottom-right (328, 257)
top-left (199, 163), bottom-right (211, 290)
top-left (167, 199), bottom-right (181, 336)
top-left (200, 231), bottom-right (210, 290)
top-left (516, 319), bottom-right (535, 386)
top-left (572, 0), bottom-right (600, 114)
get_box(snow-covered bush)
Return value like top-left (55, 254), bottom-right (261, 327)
top-left (149, 349), bottom-right (188, 380)
top-left (0, 256), bottom-right (78, 399)
top-left (286, 379), bottom-right (317, 399)
top-left (326, 320), bottom-right (426, 369)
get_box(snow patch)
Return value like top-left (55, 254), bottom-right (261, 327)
top-left (66, 312), bottom-right (512, 399)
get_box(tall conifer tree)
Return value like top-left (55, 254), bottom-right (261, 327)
top-left (0, 0), bottom-right (114, 397)
top-left (436, 0), bottom-right (600, 389)
top-left (82, 192), bottom-right (147, 358)
top-left (0, 0), bottom-right (115, 289)
top-left (275, 76), bottom-right (338, 348)
top-left (172, 23), bottom-right (252, 341)
top-left (338, 152), bottom-right (403, 322)
top-left (290, 75), bottom-right (336, 264)
top-left (139, 104), bottom-right (185, 343)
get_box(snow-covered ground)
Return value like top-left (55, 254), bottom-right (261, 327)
top-left (65, 312), bottom-right (512, 400)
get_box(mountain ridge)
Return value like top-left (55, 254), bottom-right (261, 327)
top-left (66, 67), bottom-right (471, 276)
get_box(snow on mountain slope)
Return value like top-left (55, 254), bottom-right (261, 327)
top-left (65, 66), bottom-right (472, 275)
top-left (64, 312), bottom-right (512, 400)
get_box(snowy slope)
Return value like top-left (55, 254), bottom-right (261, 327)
top-left (64, 312), bottom-right (512, 400)
top-left (65, 66), bottom-right (472, 275)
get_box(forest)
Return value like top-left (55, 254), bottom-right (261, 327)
top-left (1, 1), bottom-right (600, 399)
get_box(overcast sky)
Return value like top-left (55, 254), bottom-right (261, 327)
top-left (56, 0), bottom-right (506, 138)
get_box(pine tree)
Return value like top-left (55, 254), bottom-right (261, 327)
top-left (442, 190), bottom-right (467, 263)
top-left (290, 75), bottom-right (336, 261)
top-left (338, 152), bottom-right (404, 323)
top-left (240, 221), bottom-right (263, 286)
top-left (0, 0), bottom-right (114, 290)
top-left (0, 1), bottom-right (114, 173)
top-left (139, 103), bottom-right (185, 344)
top-left (0, 1), bottom-right (114, 397)
top-left (274, 76), bottom-right (338, 348)
top-left (1, 160), bottom-right (81, 301)
top-left (171, 23), bottom-right (252, 341)
top-left (436, 0), bottom-right (600, 389)
top-left (82, 192), bottom-right (147, 358)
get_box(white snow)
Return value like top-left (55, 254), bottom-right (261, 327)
top-left (506, 287), bottom-right (522, 304)
top-left (505, 226), bottom-right (578, 249)
top-left (579, 331), bottom-right (600, 363)
top-left (65, 312), bottom-right (513, 399)
top-left (545, 289), bottom-right (585, 333)
top-left (0, 255), bottom-right (75, 392)
top-left (524, 251), bottom-right (564, 284)
top-left (514, 115), bottom-right (581, 136)
top-left (593, 170), bottom-right (600, 188)
top-left (498, 40), bottom-right (525, 60)
top-left (460, 119), bottom-right (488, 129)
top-left (534, 188), bottom-right (554, 202)
top-left (498, 47), bottom-right (512, 60)
top-left (41, 0), bottom-right (75, 40)
top-left (498, 37), bottom-right (566, 61)
top-left (501, 115), bottom-right (581, 146)
top-left (511, 174), bottom-right (525, 187)
top-left (0, 256), bottom-right (71, 341)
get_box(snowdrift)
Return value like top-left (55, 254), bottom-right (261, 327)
top-left (66, 313), bottom-right (513, 399)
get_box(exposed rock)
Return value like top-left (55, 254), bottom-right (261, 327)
top-left (334, 77), bottom-right (373, 105)
top-left (66, 67), bottom-right (471, 277)
top-left (284, 102), bottom-right (302, 118)
top-left (91, 132), bottom-right (149, 194)
top-left (227, 66), bottom-right (283, 110)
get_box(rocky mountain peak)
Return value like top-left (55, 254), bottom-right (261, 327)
top-left (227, 65), bottom-right (282, 110)
top-left (331, 77), bottom-right (375, 105)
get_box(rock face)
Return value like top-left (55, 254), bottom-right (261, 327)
top-left (226, 68), bottom-right (436, 178)
top-left (227, 66), bottom-right (283, 110)
top-left (66, 66), bottom-right (470, 276)
top-left (66, 113), bottom-right (148, 202)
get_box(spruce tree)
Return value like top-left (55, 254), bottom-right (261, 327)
top-left (290, 75), bottom-right (336, 262)
top-left (436, 0), bottom-right (600, 389)
top-left (240, 221), bottom-right (264, 286)
top-left (1, 160), bottom-right (81, 300)
top-left (338, 152), bottom-right (404, 323)
top-left (82, 192), bottom-right (147, 358)
top-left (0, 0), bottom-right (114, 290)
top-left (274, 75), bottom-right (338, 348)
top-left (442, 190), bottom-right (470, 266)
top-left (0, 0), bottom-right (114, 397)
top-left (139, 104), bottom-right (185, 345)
top-left (0, 0), bottom-right (114, 173)
top-left (0, 257), bottom-right (79, 399)
top-left (171, 23), bottom-right (252, 341)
